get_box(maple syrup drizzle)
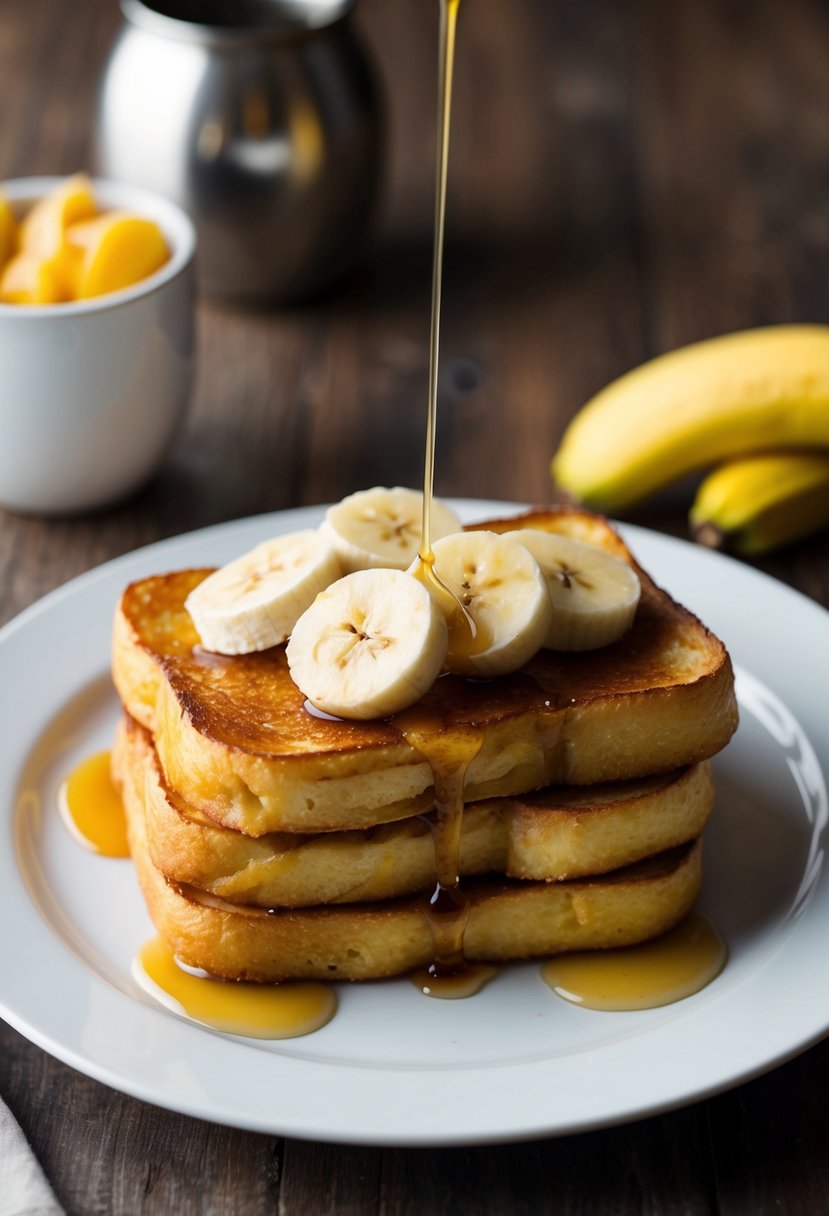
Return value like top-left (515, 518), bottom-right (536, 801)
top-left (58, 750), bottom-right (130, 858)
top-left (397, 714), bottom-right (495, 997)
top-left (419, 0), bottom-right (461, 566)
top-left (542, 913), bottom-right (727, 1012)
top-left (412, 0), bottom-right (476, 650)
top-left (133, 936), bottom-right (336, 1039)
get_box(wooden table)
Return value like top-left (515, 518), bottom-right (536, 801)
top-left (2, 0), bottom-right (829, 1211)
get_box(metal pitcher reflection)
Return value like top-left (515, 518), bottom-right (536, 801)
top-left (95, 0), bottom-right (383, 302)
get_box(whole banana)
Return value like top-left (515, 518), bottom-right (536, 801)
top-left (690, 452), bottom-right (829, 555)
top-left (552, 325), bottom-right (829, 511)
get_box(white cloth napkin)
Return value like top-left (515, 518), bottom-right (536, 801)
top-left (0, 1095), bottom-right (63, 1216)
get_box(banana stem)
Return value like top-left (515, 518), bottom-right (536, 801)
top-left (690, 452), bottom-right (829, 555)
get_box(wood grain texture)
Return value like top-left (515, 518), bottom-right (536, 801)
top-left (1, 0), bottom-right (829, 1212)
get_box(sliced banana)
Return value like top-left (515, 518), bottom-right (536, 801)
top-left (503, 530), bottom-right (640, 650)
top-left (321, 486), bottom-right (461, 572)
top-left (185, 531), bottom-right (341, 655)
top-left (420, 531), bottom-right (553, 678)
top-left (286, 569), bottom-right (448, 719)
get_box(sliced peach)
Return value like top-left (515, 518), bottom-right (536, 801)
top-left (65, 212), bottom-right (169, 299)
top-left (0, 192), bottom-right (18, 268)
top-left (19, 173), bottom-right (97, 259)
top-left (0, 253), bottom-right (63, 304)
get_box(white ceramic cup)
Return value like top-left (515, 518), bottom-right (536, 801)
top-left (0, 177), bottom-right (196, 514)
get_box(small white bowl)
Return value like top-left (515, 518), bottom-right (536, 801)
top-left (0, 177), bottom-right (196, 515)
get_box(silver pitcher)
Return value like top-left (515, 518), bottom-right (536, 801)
top-left (95, 0), bottom-right (382, 302)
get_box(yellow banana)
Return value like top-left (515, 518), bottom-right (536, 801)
top-left (552, 325), bottom-right (829, 511)
top-left (690, 452), bottom-right (829, 555)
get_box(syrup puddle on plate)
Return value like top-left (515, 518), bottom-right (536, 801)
top-left (133, 936), bottom-right (337, 1039)
top-left (58, 750), bottom-right (130, 858)
top-left (542, 913), bottom-right (727, 1011)
top-left (412, 960), bottom-right (497, 999)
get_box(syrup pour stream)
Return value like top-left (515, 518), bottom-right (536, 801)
top-left (419, 0), bottom-right (461, 572)
top-left (412, 0), bottom-right (476, 650)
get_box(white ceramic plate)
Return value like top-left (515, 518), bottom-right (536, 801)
top-left (1, 501), bottom-right (827, 1146)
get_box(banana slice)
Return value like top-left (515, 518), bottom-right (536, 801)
top-left (321, 486), bottom-right (461, 572)
top-left (185, 531), bottom-right (341, 655)
top-left (421, 531), bottom-right (553, 677)
top-left (503, 530), bottom-right (640, 650)
top-left (286, 570), bottom-right (448, 719)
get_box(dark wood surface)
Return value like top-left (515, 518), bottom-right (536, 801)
top-left (2, 0), bottom-right (829, 1211)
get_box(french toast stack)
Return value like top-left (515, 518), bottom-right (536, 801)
top-left (111, 508), bottom-right (738, 983)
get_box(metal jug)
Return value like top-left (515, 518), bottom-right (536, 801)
top-left (95, 0), bottom-right (382, 302)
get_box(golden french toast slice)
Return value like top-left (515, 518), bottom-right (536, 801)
top-left (112, 507), bottom-right (738, 836)
top-left (120, 742), bottom-right (703, 983)
top-left (114, 714), bottom-right (714, 907)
